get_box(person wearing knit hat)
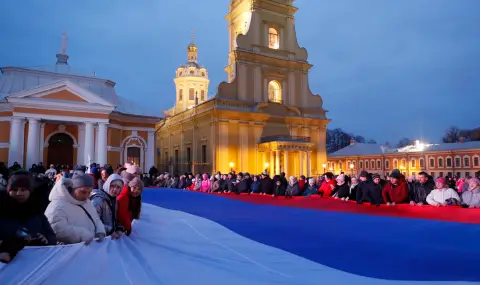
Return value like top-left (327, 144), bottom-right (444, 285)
top-left (333, 174), bottom-right (350, 201)
top-left (426, 177), bottom-right (461, 206)
top-left (126, 165), bottom-right (142, 176)
top-left (45, 172), bottom-right (106, 244)
top-left (382, 170), bottom-right (408, 206)
top-left (117, 176), bottom-right (144, 235)
top-left (359, 170), bottom-right (369, 178)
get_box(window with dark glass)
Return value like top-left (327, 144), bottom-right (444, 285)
top-left (201, 145), bottom-right (207, 163)
top-left (179, 89), bottom-right (183, 101)
top-left (189, 88), bottom-right (195, 100)
top-left (200, 90), bottom-right (205, 101)
top-left (186, 147), bottom-right (191, 162)
top-left (446, 158), bottom-right (452, 167)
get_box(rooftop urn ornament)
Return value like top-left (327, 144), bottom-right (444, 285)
top-left (56, 31), bottom-right (69, 65)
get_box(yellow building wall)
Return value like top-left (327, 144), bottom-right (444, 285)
top-left (107, 151), bottom-right (120, 167)
top-left (108, 128), bottom-right (122, 147)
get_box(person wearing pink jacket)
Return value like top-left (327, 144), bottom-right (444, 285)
top-left (200, 174), bottom-right (211, 192)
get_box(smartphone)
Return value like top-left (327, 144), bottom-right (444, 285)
top-left (19, 231), bottom-right (28, 237)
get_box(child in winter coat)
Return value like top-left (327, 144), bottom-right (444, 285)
top-left (117, 177), bottom-right (143, 235)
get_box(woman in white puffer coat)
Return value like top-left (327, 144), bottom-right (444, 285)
top-left (45, 172), bottom-right (105, 244)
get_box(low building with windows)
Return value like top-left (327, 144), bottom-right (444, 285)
top-left (0, 34), bottom-right (160, 170)
top-left (327, 140), bottom-right (480, 178)
top-left (156, 0), bottom-right (329, 176)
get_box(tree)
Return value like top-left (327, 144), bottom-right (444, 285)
top-left (326, 128), bottom-right (351, 154)
top-left (396, 138), bottom-right (413, 148)
top-left (442, 126), bottom-right (461, 143)
top-left (354, 135), bottom-right (365, 143)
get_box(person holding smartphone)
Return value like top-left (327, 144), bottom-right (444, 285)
top-left (0, 171), bottom-right (57, 263)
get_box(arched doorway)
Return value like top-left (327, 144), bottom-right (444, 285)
top-left (127, 147), bottom-right (141, 166)
top-left (47, 133), bottom-right (74, 166)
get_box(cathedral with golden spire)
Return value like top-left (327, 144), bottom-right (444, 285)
top-left (156, 0), bottom-right (330, 175)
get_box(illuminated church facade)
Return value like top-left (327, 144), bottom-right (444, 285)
top-left (156, 0), bottom-right (330, 176)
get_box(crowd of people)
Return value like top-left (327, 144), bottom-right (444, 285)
top-left (150, 169), bottom-right (480, 208)
top-left (0, 162), bottom-right (145, 264)
top-left (1, 160), bottom-right (479, 265)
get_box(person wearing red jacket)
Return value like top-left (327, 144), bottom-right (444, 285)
top-left (117, 177), bottom-right (144, 235)
top-left (382, 171), bottom-right (408, 206)
top-left (319, 172), bottom-right (336, 197)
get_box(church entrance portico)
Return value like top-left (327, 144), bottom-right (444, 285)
top-left (47, 132), bottom-right (74, 167)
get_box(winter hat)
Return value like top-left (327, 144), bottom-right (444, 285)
top-left (435, 177), bottom-right (446, 185)
top-left (7, 172), bottom-right (33, 192)
top-left (126, 165), bottom-right (142, 175)
top-left (336, 174), bottom-right (345, 182)
top-left (71, 172), bottom-right (95, 189)
top-left (121, 170), bottom-right (135, 184)
top-left (372, 173), bottom-right (381, 180)
top-left (468, 178), bottom-right (480, 188)
top-left (359, 170), bottom-right (368, 178)
top-left (389, 171), bottom-right (402, 179)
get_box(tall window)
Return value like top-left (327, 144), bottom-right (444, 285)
top-left (474, 156), bottom-right (479, 167)
top-left (201, 145), bottom-right (207, 163)
top-left (385, 160), bottom-right (390, 169)
top-left (464, 157), bottom-right (470, 167)
top-left (455, 157), bottom-right (461, 167)
top-left (164, 152), bottom-right (168, 163)
top-left (178, 89), bottom-right (183, 101)
top-left (186, 147), bottom-right (191, 162)
top-left (268, 28), bottom-right (279, 49)
top-left (446, 158), bottom-right (452, 167)
top-left (189, 88), bottom-right (195, 100)
top-left (429, 158), bottom-right (435, 168)
top-left (359, 161), bottom-right (363, 169)
top-left (339, 161), bottom-right (343, 170)
top-left (419, 158), bottom-right (425, 168)
top-left (268, 80), bottom-right (282, 103)
top-left (175, 150), bottom-right (179, 164)
top-left (411, 159), bottom-right (416, 168)
top-left (365, 160), bottom-right (369, 169)
top-left (401, 159), bottom-right (406, 169)
top-left (438, 158), bottom-right (444, 168)
top-left (377, 160), bottom-right (381, 169)
top-left (393, 159), bottom-right (398, 169)
top-left (200, 90), bottom-right (205, 101)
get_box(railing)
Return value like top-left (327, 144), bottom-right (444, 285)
top-left (259, 135), bottom-right (311, 143)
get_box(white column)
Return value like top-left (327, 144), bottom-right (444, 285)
top-left (146, 130), bottom-right (155, 171)
top-left (8, 118), bottom-right (25, 167)
top-left (275, 150), bottom-right (280, 175)
top-left (26, 118), bottom-right (40, 168)
top-left (97, 123), bottom-right (108, 166)
top-left (84, 122), bottom-right (94, 166)
top-left (306, 151), bottom-right (311, 177)
top-left (77, 125), bottom-right (85, 165)
top-left (39, 123), bottom-right (45, 164)
top-left (284, 151), bottom-right (289, 176)
top-left (94, 127), bottom-right (99, 163)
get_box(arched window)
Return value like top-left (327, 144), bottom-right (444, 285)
top-left (359, 161), bottom-right (363, 169)
top-left (393, 159), bottom-right (398, 169)
top-left (429, 158), bottom-right (435, 168)
top-left (365, 160), bottom-right (369, 169)
top-left (411, 159), bottom-right (416, 168)
top-left (268, 80), bottom-right (282, 103)
top-left (268, 28), bottom-right (279, 49)
top-left (201, 72), bottom-right (205, 77)
top-left (438, 157), bottom-right (444, 168)
top-left (463, 156), bottom-right (470, 167)
top-left (370, 160), bottom-right (375, 170)
top-left (178, 89), bottom-right (183, 101)
top-left (339, 161), bottom-right (343, 170)
top-left (376, 159), bottom-right (381, 169)
top-left (419, 158), bottom-right (425, 168)
top-left (385, 160), bottom-right (390, 169)
top-left (200, 90), bottom-right (205, 101)
top-left (190, 70), bottom-right (195, 75)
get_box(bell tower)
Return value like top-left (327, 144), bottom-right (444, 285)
top-left (219, 0), bottom-right (324, 111)
top-left (172, 34), bottom-right (210, 115)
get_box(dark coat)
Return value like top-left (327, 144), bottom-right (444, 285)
top-left (334, 183), bottom-right (350, 199)
top-left (303, 184), bottom-right (318, 196)
top-left (260, 177), bottom-right (274, 195)
top-left (409, 181), bottom-right (434, 204)
top-left (0, 190), bottom-right (57, 261)
top-left (286, 182), bottom-right (301, 197)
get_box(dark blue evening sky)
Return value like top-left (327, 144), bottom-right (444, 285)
top-left (1, 0), bottom-right (479, 144)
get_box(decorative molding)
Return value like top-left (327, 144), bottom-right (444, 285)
top-left (12, 112), bottom-right (109, 124)
top-left (107, 146), bottom-right (121, 152)
top-left (108, 123), bottom-right (155, 132)
top-left (44, 128), bottom-right (78, 148)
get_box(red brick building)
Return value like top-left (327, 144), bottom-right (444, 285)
top-left (327, 140), bottom-right (480, 178)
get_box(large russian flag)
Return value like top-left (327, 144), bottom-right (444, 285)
top-left (1, 188), bottom-right (479, 284)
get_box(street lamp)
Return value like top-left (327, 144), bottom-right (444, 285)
top-left (322, 163), bottom-right (326, 173)
top-left (229, 162), bottom-right (234, 172)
